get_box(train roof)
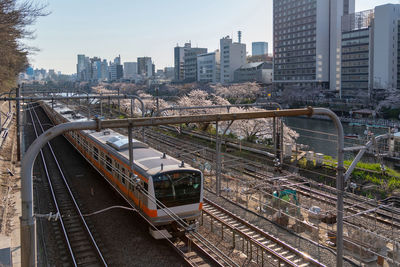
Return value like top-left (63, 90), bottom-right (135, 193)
top-left (45, 101), bottom-right (198, 176)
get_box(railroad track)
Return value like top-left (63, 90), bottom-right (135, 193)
top-left (202, 198), bottom-right (325, 267)
top-left (236, 162), bottom-right (400, 230)
top-left (28, 104), bottom-right (108, 267)
top-left (137, 127), bottom-right (400, 237)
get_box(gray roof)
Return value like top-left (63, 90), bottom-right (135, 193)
top-left (239, 62), bottom-right (264, 69)
top-left (47, 100), bottom-right (197, 175)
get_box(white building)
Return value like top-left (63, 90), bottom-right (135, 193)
top-left (197, 51), bottom-right (220, 83)
top-left (340, 4), bottom-right (400, 98)
top-left (220, 36), bottom-right (246, 83)
top-left (273, 0), bottom-right (354, 91)
top-left (372, 4), bottom-right (400, 90)
top-left (123, 62), bottom-right (138, 80)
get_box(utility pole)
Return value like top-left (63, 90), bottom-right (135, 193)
top-left (156, 87), bottom-right (159, 115)
top-left (16, 85), bottom-right (21, 161)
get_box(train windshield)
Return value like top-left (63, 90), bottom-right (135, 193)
top-left (153, 171), bottom-right (201, 208)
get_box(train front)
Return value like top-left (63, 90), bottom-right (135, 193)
top-left (149, 167), bottom-right (203, 228)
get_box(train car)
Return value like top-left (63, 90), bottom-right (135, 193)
top-left (39, 100), bottom-right (203, 238)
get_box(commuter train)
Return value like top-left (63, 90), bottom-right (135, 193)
top-left (39, 100), bottom-right (203, 238)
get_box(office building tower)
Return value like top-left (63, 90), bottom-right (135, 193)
top-left (76, 54), bottom-right (91, 81)
top-left (340, 10), bottom-right (374, 98)
top-left (184, 46), bottom-right (207, 82)
top-left (273, 0), bottom-right (355, 91)
top-left (114, 55), bottom-right (121, 65)
top-left (137, 57), bottom-right (153, 78)
top-left (123, 62), bottom-right (138, 80)
top-left (77, 54), bottom-right (86, 80)
top-left (340, 4), bottom-right (400, 99)
top-left (197, 50), bottom-right (220, 83)
top-left (109, 57), bottom-right (123, 82)
top-left (100, 60), bottom-right (108, 81)
top-left (220, 36), bottom-right (246, 83)
top-left (164, 67), bottom-right (174, 79)
top-left (252, 42), bottom-right (268, 56)
top-left (174, 43), bottom-right (191, 81)
top-left (90, 57), bottom-right (101, 81)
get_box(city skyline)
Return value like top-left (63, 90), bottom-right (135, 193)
top-left (27, 0), bottom-right (394, 74)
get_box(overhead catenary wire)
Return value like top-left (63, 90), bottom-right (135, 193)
top-left (35, 103), bottom-right (238, 267)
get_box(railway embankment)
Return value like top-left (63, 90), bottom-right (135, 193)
top-left (0, 101), bottom-right (20, 267)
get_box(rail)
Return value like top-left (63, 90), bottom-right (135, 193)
top-left (203, 198), bottom-right (325, 267)
top-left (28, 105), bottom-right (107, 266)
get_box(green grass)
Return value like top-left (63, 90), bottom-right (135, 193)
top-left (307, 155), bottom-right (400, 197)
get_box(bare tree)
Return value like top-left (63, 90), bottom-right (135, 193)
top-left (0, 0), bottom-right (48, 91)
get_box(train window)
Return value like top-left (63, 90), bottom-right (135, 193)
top-left (153, 171), bottom-right (201, 208)
top-left (106, 156), bottom-right (112, 172)
top-left (77, 134), bottom-right (80, 145)
top-left (83, 140), bottom-right (88, 151)
top-left (100, 152), bottom-right (104, 165)
top-left (93, 147), bottom-right (98, 161)
top-left (115, 162), bottom-right (120, 181)
top-left (121, 167), bottom-right (126, 185)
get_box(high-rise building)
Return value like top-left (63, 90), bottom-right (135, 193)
top-left (108, 56), bottom-right (123, 82)
top-left (340, 10), bottom-right (374, 99)
top-left (273, 0), bottom-right (355, 91)
top-left (100, 60), bottom-right (108, 81)
top-left (252, 42), bottom-right (268, 56)
top-left (107, 55), bottom-right (123, 81)
top-left (137, 57), bottom-right (153, 78)
top-left (164, 67), bottom-right (174, 79)
top-left (123, 62), bottom-right (138, 80)
top-left (340, 4), bottom-right (400, 99)
top-left (76, 54), bottom-right (91, 81)
top-left (77, 54), bottom-right (86, 80)
top-left (184, 46), bottom-right (208, 82)
top-left (174, 43), bottom-right (191, 81)
top-left (197, 50), bottom-right (220, 83)
top-left (90, 57), bottom-right (101, 81)
top-left (114, 55), bottom-right (121, 65)
top-left (220, 36), bottom-right (246, 83)
top-left (108, 63), bottom-right (123, 81)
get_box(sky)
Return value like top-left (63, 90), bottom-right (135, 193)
top-left (26, 0), bottom-right (398, 74)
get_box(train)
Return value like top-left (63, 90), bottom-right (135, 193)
top-left (39, 100), bottom-right (204, 238)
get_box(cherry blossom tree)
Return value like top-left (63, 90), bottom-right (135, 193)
top-left (212, 82), bottom-right (262, 103)
top-left (224, 107), bottom-right (298, 144)
top-left (173, 90), bottom-right (298, 145)
top-left (376, 87), bottom-right (400, 110)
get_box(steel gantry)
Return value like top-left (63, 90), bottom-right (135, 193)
top-left (2, 94), bottom-right (145, 162)
top-left (20, 107), bottom-right (347, 267)
top-left (155, 102), bottom-right (286, 196)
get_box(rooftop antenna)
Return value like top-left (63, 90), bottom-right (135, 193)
top-left (238, 31), bottom-right (242, 43)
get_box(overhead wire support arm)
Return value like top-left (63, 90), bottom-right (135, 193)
top-left (343, 133), bottom-right (391, 182)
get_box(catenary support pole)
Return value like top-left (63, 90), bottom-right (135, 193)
top-left (16, 85), bottom-right (21, 161)
top-left (313, 108), bottom-right (344, 267)
top-left (216, 121), bottom-right (221, 196)
top-left (118, 88), bottom-right (120, 116)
